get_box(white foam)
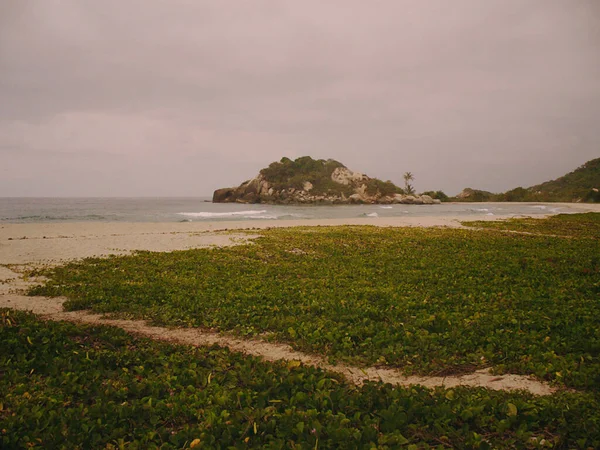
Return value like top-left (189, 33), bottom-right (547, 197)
top-left (379, 206), bottom-right (393, 209)
top-left (530, 205), bottom-right (547, 210)
top-left (366, 212), bottom-right (379, 218)
top-left (178, 210), bottom-right (268, 218)
top-left (486, 213), bottom-right (495, 216)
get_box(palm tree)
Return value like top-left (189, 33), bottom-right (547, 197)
top-left (403, 172), bottom-right (415, 195)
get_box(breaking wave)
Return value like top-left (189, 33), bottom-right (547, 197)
top-left (178, 210), bottom-right (269, 218)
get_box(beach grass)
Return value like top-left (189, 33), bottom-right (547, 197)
top-left (29, 214), bottom-right (600, 391)
top-left (2, 309), bottom-right (600, 449)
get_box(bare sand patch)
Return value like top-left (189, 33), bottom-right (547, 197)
top-left (0, 226), bottom-right (257, 265)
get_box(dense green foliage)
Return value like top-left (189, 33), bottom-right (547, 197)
top-left (258, 156), bottom-right (404, 197)
top-left (463, 213), bottom-right (600, 239)
top-left (3, 309), bottom-right (600, 449)
top-left (30, 218), bottom-right (600, 391)
top-left (421, 191), bottom-right (449, 202)
top-left (454, 158), bottom-right (600, 202)
top-left (517, 158), bottom-right (600, 203)
top-left (451, 189), bottom-right (495, 202)
top-left (364, 179), bottom-right (403, 197)
top-left (259, 157), bottom-right (353, 195)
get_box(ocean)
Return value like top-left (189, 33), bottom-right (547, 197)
top-left (0, 197), bottom-right (586, 224)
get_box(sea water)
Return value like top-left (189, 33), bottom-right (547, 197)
top-left (0, 197), bottom-right (585, 223)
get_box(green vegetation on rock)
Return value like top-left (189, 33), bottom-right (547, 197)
top-left (259, 157), bottom-right (351, 195)
top-left (420, 191), bottom-right (449, 202)
top-left (3, 309), bottom-right (600, 449)
top-left (517, 158), bottom-right (600, 203)
top-left (29, 214), bottom-right (600, 391)
top-left (454, 158), bottom-right (600, 203)
top-left (212, 156), bottom-right (420, 204)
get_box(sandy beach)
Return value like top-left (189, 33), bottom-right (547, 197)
top-left (2, 202), bottom-right (600, 265)
top-left (0, 214), bottom-right (517, 265)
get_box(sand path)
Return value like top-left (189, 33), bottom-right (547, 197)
top-left (0, 217), bottom-right (561, 395)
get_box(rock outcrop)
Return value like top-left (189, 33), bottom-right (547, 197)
top-left (455, 188), bottom-right (495, 202)
top-left (212, 156), bottom-right (442, 205)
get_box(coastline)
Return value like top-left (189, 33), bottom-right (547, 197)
top-left (1, 201), bottom-right (600, 264)
top-left (0, 216), bottom-right (460, 265)
top-left (0, 203), bottom-right (596, 400)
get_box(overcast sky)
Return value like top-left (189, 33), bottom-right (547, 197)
top-left (1, 0), bottom-right (599, 197)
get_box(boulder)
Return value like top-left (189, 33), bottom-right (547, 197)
top-left (213, 188), bottom-right (235, 203)
top-left (420, 195), bottom-right (434, 205)
top-left (331, 167), bottom-right (367, 185)
top-left (242, 192), bottom-right (259, 203)
top-left (349, 193), bottom-right (365, 204)
top-left (392, 194), bottom-right (404, 204)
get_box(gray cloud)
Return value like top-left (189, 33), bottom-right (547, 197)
top-left (1, 0), bottom-right (599, 196)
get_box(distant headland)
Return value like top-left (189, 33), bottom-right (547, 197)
top-left (453, 157), bottom-right (600, 203)
top-left (212, 156), bottom-right (442, 205)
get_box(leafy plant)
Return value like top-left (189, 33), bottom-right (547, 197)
top-left (463, 213), bottom-right (600, 239)
top-left (2, 309), bottom-right (600, 449)
top-left (29, 214), bottom-right (600, 391)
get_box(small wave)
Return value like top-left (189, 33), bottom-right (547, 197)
top-left (379, 206), bottom-right (393, 209)
top-left (549, 207), bottom-right (562, 213)
top-left (530, 205), bottom-right (547, 210)
top-left (1, 214), bottom-right (107, 222)
top-left (364, 212), bottom-right (379, 218)
top-left (178, 210), bottom-right (268, 218)
top-left (470, 208), bottom-right (489, 212)
top-left (277, 213), bottom-right (314, 219)
top-left (486, 213), bottom-right (495, 216)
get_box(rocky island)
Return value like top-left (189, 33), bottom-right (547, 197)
top-left (213, 156), bottom-right (441, 205)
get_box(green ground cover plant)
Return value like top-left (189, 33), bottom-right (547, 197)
top-left (29, 216), bottom-right (600, 391)
top-left (2, 309), bottom-right (600, 449)
top-left (462, 213), bottom-right (600, 239)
